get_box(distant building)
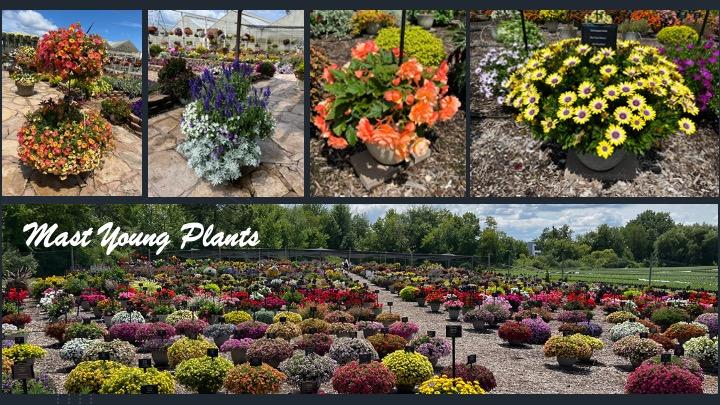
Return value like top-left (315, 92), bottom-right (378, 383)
top-left (106, 40), bottom-right (140, 55)
top-left (526, 241), bottom-right (541, 257)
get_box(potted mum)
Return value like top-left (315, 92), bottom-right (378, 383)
top-left (179, 60), bottom-right (275, 186)
top-left (220, 338), bottom-right (254, 364)
top-left (175, 355), bottom-right (233, 393)
top-left (426, 292), bottom-right (445, 313)
top-left (503, 38), bottom-right (699, 175)
top-left (12, 72), bottom-right (38, 96)
top-left (18, 24), bottom-right (112, 181)
top-left (314, 41), bottom-right (460, 166)
top-left (444, 298), bottom-right (463, 321)
top-left (278, 351), bottom-right (338, 393)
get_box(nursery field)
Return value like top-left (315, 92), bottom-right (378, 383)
top-left (503, 266), bottom-right (719, 290)
top-left (2, 258), bottom-right (718, 395)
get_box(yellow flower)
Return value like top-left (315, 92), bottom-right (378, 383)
top-left (523, 93), bottom-right (540, 106)
top-left (678, 118), bottom-right (696, 135)
top-left (589, 97), bottom-right (608, 114)
top-left (627, 94), bottom-right (646, 110)
top-left (639, 106), bottom-right (656, 121)
top-left (558, 91), bottom-right (577, 105)
top-left (545, 73), bottom-right (562, 87)
top-left (523, 104), bottom-right (539, 121)
top-left (573, 106), bottom-right (591, 124)
top-left (557, 106), bottom-right (573, 120)
top-left (541, 118), bottom-right (557, 133)
top-left (577, 81), bottom-right (595, 98)
top-left (603, 86), bottom-right (620, 101)
top-left (605, 125), bottom-right (627, 146)
top-left (613, 106), bottom-right (633, 124)
top-left (599, 64), bottom-right (617, 78)
top-left (575, 44), bottom-right (592, 56)
top-left (589, 53), bottom-right (604, 65)
top-left (563, 56), bottom-right (580, 68)
top-left (596, 140), bottom-right (614, 159)
top-left (617, 82), bottom-right (635, 96)
top-left (629, 115), bottom-right (646, 131)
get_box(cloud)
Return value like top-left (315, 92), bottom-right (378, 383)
top-left (113, 21), bottom-right (142, 29)
top-left (2, 10), bottom-right (57, 36)
top-left (148, 10), bottom-right (227, 29)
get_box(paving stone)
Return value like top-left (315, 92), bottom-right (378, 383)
top-left (250, 169), bottom-right (288, 197)
top-left (1, 162), bottom-right (27, 196)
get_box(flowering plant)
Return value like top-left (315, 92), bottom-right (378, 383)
top-left (36, 23), bottom-right (105, 82)
top-left (381, 349), bottom-right (434, 386)
top-left (175, 355), bottom-right (233, 393)
top-left (3, 343), bottom-right (46, 362)
top-left (266, 321), bottom-right (302, 340)
top-left (412, 336), bottom-right (451, 361)
top-left (60, 338), bottom-right (100, 363)
top-left (220, 337), bottom-right (254, 352)
top-left (82, 339), bottom-right (136, 365)
top-left (133, 322), bottom-right (176, 343)
top-left (625, 363), bottom-right (703, 393)
top-left (174, 319), bottom-right (209, 337)
top-left (642, 355), bottom-right (704, 379)
top-left (110, 310), bottom-right (145, 326)
top-left (99, 367), bottom-right (175, 394)
top-left (583, 10), bottom-right (613, 24)
top-left (1, 313), bottom-right (31, 328)
top-left (443, 299), bottom-right (463, 310)
top-left (247, 337), bottom-right (294, 365)
top-left (167, 336), bottom-right (217, 367)
top-left (331, 360), bottom-right (396, 393)
top-left (223, 310), bottom-right (252, 324)
top-left (682, 336), bottom-right (717, 369)
top-left (694, 313), bottom-right (718, 335)
top-left (223, 363), bottom-right (286, 394)
top-left (279, 351), bottom-right (337, 385)
top-left (6, 289), bottom-right (29, 304)
top-left (274, 311), bottom-right (303, 324)
top-left (606, 310), bottom-right (638, 324)
top-left (521, 317), bottom-right (552, 344)
top-left (663, 321), bottom-right (708, 342)
top-left (328, 337), bottom-right (378, 365)
top-left (203, 323), bottom-right (236, 339)
top-left (388, 320), bottom-right (420, 339)
top-left (235, 320), bottom-right (268, 339)
top-left (367, 333), bottom-right (407, 358)
top-left (418, 375), bottom-right (486, 394)
top-left (64, 322), bottom-right (105, 340)
top-left (17, 99), bottom-right (113, 178)
top-left (165, 309), bottom-right (197, 325)
top-left (179, 60), bottom-right (275, 185)
top-left (543, 335), bottom-right (592, 359)
top-left (503, 39), bottom-right (699, 159)
top-left (441, 363), bottom-right (496, 392)
top-left (314, 41), bottom-right (460, 161)
top-left (612, 335), bottom-right (663, 366)
top-left (300, 318), bottom-right (331, 334)
top-left (108, 322), bottom-right (142, 343)
top-left (610, 320), bottom-right (650, 342)
top-left (661, 39), bottom-right (719, 116)
top-left (498, 321), bottom-right (532, 344)
top-left (64, 360), bottom-right (126, 393)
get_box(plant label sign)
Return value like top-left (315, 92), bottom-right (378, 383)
top-left (467, 354), bottom-right (477, 365)
top-left (446, 325), bottom-right (462, 338)
top-left (12, 362), bottom-right (34, 380)
top-left (581, 24), bottom-right (617, 49)
top-left (141, 385), bottom-right (159, 394)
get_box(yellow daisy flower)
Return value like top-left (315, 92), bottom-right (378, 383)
top-left (530, 68), bottom-right (547, 81)
top-left (618, 82), bottom-right (635, 96)
top-left (557, 106), bottom-right (573, 120)
top-left (589, 97), bottom-right (608, 114)
top-left (577, 81), bottom-right (595, 99)
top-left (573, 106), bottom-right (591, 124)
top-left (541, 118), bottom-right (557, 133)
top-left (627, 94), bottom-right (646, 110)
top-left (596, 140), bottom-right (614, 159)
top-left (613, 106), bottom-right (633, 124)
top-left (559, 91), bottom-right (577, 105)
top-left (678, 118), bottom-right (696, 135)
top-left (599, 64), bottom-right (617, 78)
top-left (639, 106), bottom-right (656, 121)
top-left (523, 104), bottom-right (540, 121)
top-left (603, 86), bottom-right (620, 101)
top-left (589, 53), bottom-right (604, 65)
top-left (545, 73), bottom-right (562, 87)
top-left (605, 125), bottom-right (627, 146)
top-left (523, 93), bottom-right (540, 106)
top-left (563, 56), bottom-right (581, 68)
top-left (629, 115), bottom-right (646, 131)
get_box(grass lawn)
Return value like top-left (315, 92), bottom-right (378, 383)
top-left (499, 265), bottom-right (718, 290)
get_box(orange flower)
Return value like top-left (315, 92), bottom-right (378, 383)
top-left (405, 94), bottom-right (415, 105)
top-left (322, 64), bottom-right (337, 84)
top-left (438, 96), bottom-right (461, 121)
top-left (384, 89), bottom-right (403, 106)
top-left (397, 60), bottom-right (423, 83)
top-left (356, 117), bottom-right (375, 143)
top-left (314, 98), bottom-right (332, 118)
top-left (432, 61), bottom-right (449, 84)
top-left (354, 70), bottom-right (364, 79)
top-left (415, 80), bottom-right (439, 104)
top-left (351, 41), bottom-right (379, 60)
top-left (327, 135), bottom-right (349, 149)
top-left (410, 137), bottom-right (431, 160)
top-left (409, 101), bottom-right (437, 125)
top-left (313, 115), bottom-right (328, 133)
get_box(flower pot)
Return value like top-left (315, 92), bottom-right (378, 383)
top-left (623, 32), bottom-right (642, 41)
top-left (416, 297), bottom-right (426, 307)
top-left (151, 349), bottom-right (169, 368)
top-left (507, 340), bottom-right (525, 347)
top-left (365, 22), bottom-right (381, 35)
top-left (429, 303), bottom-right (441, 313)
top-left (367, 142), bottom-right (404, 166)
top-left (545, 21), bottom-right (560, 33)
top-left (93, 308), bottom-right (102, 319)
top-left (396, 384), bottom-right (415, 394)
top-left (265, 359), bottom-right (281, 369)
top-left (15, 82), bottom-right (34, 97)
top-left (156, 314), bottom-right (168, 323)
top-left (213, 334), bottom-right (231, 347)
top-left (104, 315), bottom-right (113, 328)
top-left (80, 301), bottom-right (91, 311)
top-left (556, 356), bottom-right (578, 368)
top-left (363, 328), bottom-right (378, 338)
top-left (299, 380), bottom-right (320, 394)
top-left (447, 308), bottom-right (461, 321)
top-left (572, 148), bottom-right (628, 172)
top-left (230, 348), bottom-right (247, 365)
top-left (472, 320), bottom-right (486, 331)
top-left (630, 358), bottom-right (643, 369)
top-left (416, 14), bottom-right (434, 29)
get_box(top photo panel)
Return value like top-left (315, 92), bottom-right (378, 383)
top-left (2, 10), bottom-right (143, 197)
top-left (148, 10), bottom-right (304, 197)
top-left (310, 10), bottom-right (467, 197)
top-left (470, 9), bottom-right (719, 197)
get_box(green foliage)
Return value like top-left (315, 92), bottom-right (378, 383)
top-left (150, 44), bottom-right (164, 57)
top-left (101, 97), bottom-right (131, 122)
top-left (496, 19), bottom-right (543, 48)
top-left (375, 26), bottom-right (446, 66)
top-left (99, 367), bottom-right (175, 394)
top-left (105, 75), bottom-right (142, 98)
top-left (657, 26), bottom-right (699, 48)
top-left (65, 322), bottom-right (105, 340)
top-left (2, 246), bottom-right (38, 289)
top-left (651, 307), bottom-right (690, 330)
top-left (310, 10), bottom-right (354, 39)
top-left (174, 356), bottom-right (233, 393)
top-left (65, 360), bottom-right (126, 393)
top-left (158, 58), bottom-right (194, 100)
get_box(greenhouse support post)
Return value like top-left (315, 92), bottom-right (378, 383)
top-left (235, 10), bottom-right (243, 59)
top-left (697, 10), bottom-right (709, 45)
top-left (399, 10), bottom-right (406, 65)
top-left (519, 10), bottom-right (529, 53)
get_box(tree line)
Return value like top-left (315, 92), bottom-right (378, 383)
top-left (1, 205), bottom-right (716, 275)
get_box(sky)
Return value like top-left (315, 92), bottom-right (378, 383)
top-left (346, 204), bottom-right (719, 241)
top-left (2, 10), bottom-right (142, 48)
top-left (148, 10), bottom-right (289, 29)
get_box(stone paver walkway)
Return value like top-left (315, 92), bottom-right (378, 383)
top-left (1, 71), bottom-right (142, 196)
top-left (148, 73), bottom-right (304, 197)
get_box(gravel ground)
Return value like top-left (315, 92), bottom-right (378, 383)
top-left (468, 20), bottom-right (720, 197)
top-left (470, 120), bottom-right (719, 197)
top-left (343, 271), bottom-right (719, 394)
top-left (20, 281), bottom-right (719, 395)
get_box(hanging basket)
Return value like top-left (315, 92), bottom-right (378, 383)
top-left (184, 28), bottom-right (193, 36)
top-left (174, 28), bottom-right (182, 36)
top-left (148, 26), bottom-right (158, 35)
